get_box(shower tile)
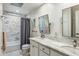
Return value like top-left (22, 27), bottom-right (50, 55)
top-left (3, 15), bottom-right (21, 42)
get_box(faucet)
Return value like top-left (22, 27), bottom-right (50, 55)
top-left (41, 30), bottom-right (45, 38)
top-left (73, 40), bottom-right (77, 48)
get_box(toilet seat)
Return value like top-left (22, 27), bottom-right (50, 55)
top-left (22, 44), bottom-right (30, 49)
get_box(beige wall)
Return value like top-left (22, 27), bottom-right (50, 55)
top-left (27, 3), bottom-right (79, 37)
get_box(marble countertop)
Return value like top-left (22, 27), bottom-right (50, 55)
top-left (30, 37), bottom-right (79, 56)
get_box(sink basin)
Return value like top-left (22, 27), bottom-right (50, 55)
top-left (43, 38), bottom-right (73, 47)
top-left (36, 37), bottom-right (73, 47)
top-left (51, 42), bottom-right (72, 47)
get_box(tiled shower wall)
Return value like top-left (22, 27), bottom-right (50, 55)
top-left (3, 14), bottom-right (21, 42)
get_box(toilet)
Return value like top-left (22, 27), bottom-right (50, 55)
top-left (22, 44), bottom-right (30, 56)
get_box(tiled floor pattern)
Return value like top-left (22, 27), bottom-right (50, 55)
top-left (4, 50), bottom-right (22, 56)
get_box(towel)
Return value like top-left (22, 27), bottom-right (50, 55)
top-left (2, 32), bottom-right (7, 51)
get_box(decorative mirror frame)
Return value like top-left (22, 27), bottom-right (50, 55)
top-left (38, 14), bottom-right (50, 34)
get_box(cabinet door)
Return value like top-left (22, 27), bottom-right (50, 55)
top-left (30, 45), bottom-right (38, 56)
top-left (62, 8), bottom-right (71, 37)
top-left (30, 40), bottom-right (39, 56)
top-left (39, 50), bottom-right (48, 56)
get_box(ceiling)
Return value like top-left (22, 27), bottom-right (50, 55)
top-left (3, 3), bottom-right (43, 16)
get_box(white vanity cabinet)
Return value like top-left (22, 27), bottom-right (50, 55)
top-left (30, 40), bottom-right (50, 56)
top-left (30, 46), bottom-right (38, 56)
top-left (30, 40), bottom-right (39, 56)
top-left (30, 39), bottom-right (68, 56)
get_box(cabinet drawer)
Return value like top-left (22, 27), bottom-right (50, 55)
top-left (39, 50), bottom-right (49, 56)
top-left (30, 40), bottom-right (38, 48)
top-left (39, 44), bottom-right (50, 54)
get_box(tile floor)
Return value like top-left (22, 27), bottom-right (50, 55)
top-left (3, 50), bottom-right (22, 56)
top-left (0, 45), bottom-right (30, 56)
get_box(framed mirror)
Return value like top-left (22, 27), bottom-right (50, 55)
top-left (62, 4), bottom-right (79, 38)
top-left (39, 14), bottom-right (50, 34)
top-left (31, 18), bottom-right (37, 32)
top-left (62, 8), bottom-right (72, 37)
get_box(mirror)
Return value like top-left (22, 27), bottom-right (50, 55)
top-left (32, 18), bottom-right (36, 28)
top-left (62, 5), bottom-right (79, 38)
top-left (62, 8), bottom-right (72, 37)
top-left (31, 18), bottom-right (37, 32)
top-left (39, 14), bottom-right (50, 34)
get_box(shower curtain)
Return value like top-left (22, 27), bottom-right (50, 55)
top-left (20, 18), bottom-right (30, 49)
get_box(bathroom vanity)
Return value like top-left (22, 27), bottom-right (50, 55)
top-left (30, 4), bottom-right (79, 56)
top-left (30, 37), bottom-right (79, 56)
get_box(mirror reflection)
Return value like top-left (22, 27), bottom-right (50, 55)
top-left (62, 5), bottom-right (79, 38)
top-left (39, 14), bottom-right (50, 34)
